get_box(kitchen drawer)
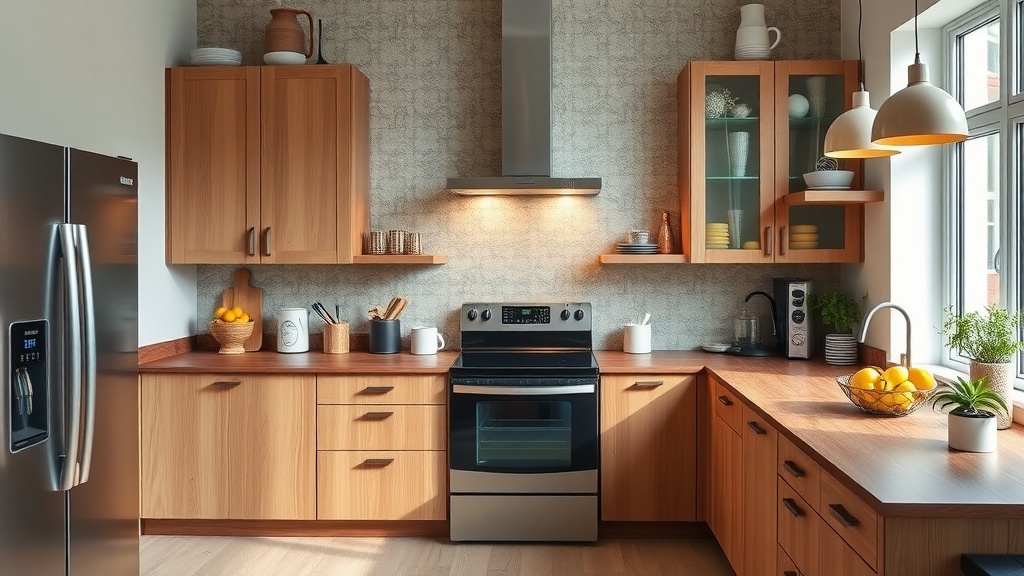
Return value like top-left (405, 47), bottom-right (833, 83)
top-left (819, 520), bottom-right (876, 576)
top-left (778, 434), bottom-right (821, 510)
top-left (778, 544), bottom-right (802, 576)
top-left (820, 470), bottom-right (879, 571)
top-left (778, 478), bottom-right (819, 576)
top-left (317, 375), bottom-right (446, 405)
top-left (711, 375), bottom-right (743, 434)
top-left (317, 450), bottom-right (446, 520)
top-left (317, 405), bottom-right (446, 450)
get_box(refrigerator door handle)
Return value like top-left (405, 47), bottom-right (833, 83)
top-left (57, 224), bottom-right (84, 491)
top-left (75, 225), bottom-right (97, 484)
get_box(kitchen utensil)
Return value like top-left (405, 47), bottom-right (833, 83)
top-left (277, 307), bottom-right (309, 353)
top-left (702, 343), bottom-right (731, 353)
top-left (221, 268), bottom-right (263, 352)
top-left (386, 297), bottom-right (408, 320)
top-left (313, 301), bottom-right (336, 324)
top-left (315, 18), bottom-right (329, 64)
top-left (410, 326), bottom-right (446, 355)
top-left (369, 319), bottom-right (400, 353)
top-left (323, 321), bottom-right (349, 354)
top-left (368, 305), bottom-right (385, 320)
top-left (641, 312), bottom-right (651, 326)
top-left (265, 7), bottom-right (314, 58)
top-left (623, 324), bottom-right (652, 354)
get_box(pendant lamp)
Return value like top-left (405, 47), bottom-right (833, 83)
top-left (870, 0), bottom-right (968, 146)
top-left (824, 0), bottom-right (899, 158)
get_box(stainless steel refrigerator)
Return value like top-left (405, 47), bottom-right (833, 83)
top-left (0, 133), bottom-right (139, 575)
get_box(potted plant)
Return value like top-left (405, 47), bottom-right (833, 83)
top-left (809, 290), bottom-right (862, 366)
top-left (931, 376), bottom-right (1008, 452)
top-left (939, 305), bottom-right (1024, 430)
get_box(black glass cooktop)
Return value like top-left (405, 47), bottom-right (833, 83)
top-left (450, 350), bottom-right (599, 380)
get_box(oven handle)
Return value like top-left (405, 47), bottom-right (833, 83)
top-left (452, 384), bottom-right (595, 396)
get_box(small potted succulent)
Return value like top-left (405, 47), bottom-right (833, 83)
top-left (931, 376), bottom-right (1008, 452)
top-left (809, 290), bottom-right (862, 365)
top-left (938, 305), bottom-right (1024, 430)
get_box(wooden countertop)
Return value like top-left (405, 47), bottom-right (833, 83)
top-left (598, 351), bottom-right (1024, 518)
top-left (139, 350), bottom-right (458, 374)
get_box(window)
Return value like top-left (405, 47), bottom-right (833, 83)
top-left (943, 0), bottom-right (1024, 387)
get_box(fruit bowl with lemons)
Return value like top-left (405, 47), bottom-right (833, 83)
top-left (209, 305), bottom-right (254, 355)
top-left (836, 365), bottom-right (939, 416)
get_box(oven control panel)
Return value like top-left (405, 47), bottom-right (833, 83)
top-left (462, 302), bottom-right (591, 332)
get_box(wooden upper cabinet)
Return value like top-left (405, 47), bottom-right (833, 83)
top-left (678, 60), bottom-right (870, 264)
top-left (165, 65), bottom-right (369, 264)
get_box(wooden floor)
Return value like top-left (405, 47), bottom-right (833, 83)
top-left (141, 536), bottom-right (735, 576)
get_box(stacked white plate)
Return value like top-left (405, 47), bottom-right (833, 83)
top-left (825, 334), bottom-right (858, 365)
top-left (789, 224), bottom-right (819, 250)
top-left (706, 222), bottom-right (729, 249)
top-left (616, 242), bottom-right (658, 254)
top-left (191, 47), bottom-right (242, 66)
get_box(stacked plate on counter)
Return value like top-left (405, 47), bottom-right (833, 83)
top-left (616, 242), bottom-right (658, 255)
top-left (191, 48), bottom-right (242, 66)
top-left (825, 334), bottom-right (859, 365)
top-left (789, 224), bottom-right (819, 250)
top-left (706, 222), bottom-right (729, 249)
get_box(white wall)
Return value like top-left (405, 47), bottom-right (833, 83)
top-left (0, 0), bottom-right (198, 346)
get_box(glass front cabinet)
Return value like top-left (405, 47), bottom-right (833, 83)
top-left (679, 60), bottom-right (876, 264)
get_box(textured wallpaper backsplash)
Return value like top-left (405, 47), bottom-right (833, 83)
top-left (195, 0), bottom-right (841, 351)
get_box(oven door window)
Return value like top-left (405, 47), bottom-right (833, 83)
top-left (449, 390), bottom-right (598, 473)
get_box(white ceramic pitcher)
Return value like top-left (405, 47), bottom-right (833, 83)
top-left (734, 3), bottom-right (781, 61)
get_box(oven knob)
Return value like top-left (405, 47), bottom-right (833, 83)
top-left (467, 309), bottom-right (478, 321)
top-left (792, 331), bottom-right (806, 346)
top-left (560, 309), bottom-right (571, 321)
top-left (574, 309), bottom-right (585, 321)
top-left (481, 309), bottom-right (492, 321)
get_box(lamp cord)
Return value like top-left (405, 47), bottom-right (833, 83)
top-left (914, 0), bottom-right (921, 62)
top-left (858, 0), bottom-right (865, 89)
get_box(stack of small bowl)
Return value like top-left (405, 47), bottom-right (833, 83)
top-left (706, 223), bottom-right (729, 249)
top-left (789, 224), bottom-right (818, 250)
top-left (191, 48), bottom-right (242, 66)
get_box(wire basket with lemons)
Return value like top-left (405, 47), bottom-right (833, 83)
top-left (836, 365), bottom-right (939, 416)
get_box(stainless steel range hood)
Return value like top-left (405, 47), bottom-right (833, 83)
top-left (446, 0), bottom-right (601, 196)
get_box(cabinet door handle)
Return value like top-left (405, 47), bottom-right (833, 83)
top-left (264, 227), bottom-right (272, 257)
top-left (784, 571), bottom-right (798, 576)
top-left (359, 411), bottom-right (394, 421)
top-left (212, 380), bottom-right (242, 387)
top-left (717, 395), bottom-right (734, 406)
top-left (782, 498), bottom-right (804, 518)
top-left (782, 460), bottom-right (806, 478)
top-left (361, 386), bottom-right (395, 394)
top-left (779, 225), bottom-right (787, 256)
top-left (633, 380), bottom-right (664, 389)
top-left (828, 503), bottom-right (860, 527)
top-left (747, 421), bottom-right (767, 435)
top-left (247, 227), bottom-right (256, 256)
top-left (764, 226), bottom-right (772, 256)
top-left (362, 458), bottom-right (394, 467)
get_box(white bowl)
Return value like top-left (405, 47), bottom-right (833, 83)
top-left (802, 170), bottom-right (853, 189)
top-left (263, 51), bottom-right (306, 65)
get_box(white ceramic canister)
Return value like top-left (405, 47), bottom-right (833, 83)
top-left (410, 326), bottom-right (446, 355)
top-left (623, 324), bottom-right (652, 354)
top-left (277, 307), bottom-right (309, 353)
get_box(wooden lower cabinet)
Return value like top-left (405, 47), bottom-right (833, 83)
top-left (317, 451), bottom-right (446, 520)
top-left (778, 545), bottom-right (802, 576)
top-left (140, 373), bottom-right (316, 520)
top-left (820, 522), bottom-right (876, 576)
top-left (777, 480), bottom-right (819, 575)
top-left (709, 412), bottom-right (743, 569)
top-left (600, 374), bottom-right (697, 521)
top-left (742, 404), bottom-right (778, 576)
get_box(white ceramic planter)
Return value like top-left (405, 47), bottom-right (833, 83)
top-left (947, 411), bottom-right (997, 452)
top-left (969, 361), bottom-right (1014, 430)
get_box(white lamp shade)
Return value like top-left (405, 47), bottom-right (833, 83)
top-left (824, 90), bottom-right (900, 158)
top-left (871, 61), bottom-right (968, 146)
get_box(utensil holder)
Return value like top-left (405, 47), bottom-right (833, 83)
top-left (322, 321), bottom-right (350, 354)
top-left (369, 319), bottom-right (400, 354)
top-left (623, 324), bottom-right (652, 354)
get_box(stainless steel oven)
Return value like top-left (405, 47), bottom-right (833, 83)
top-left (449, 303), bottom-right (599, 542)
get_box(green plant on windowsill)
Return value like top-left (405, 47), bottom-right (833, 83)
top-left (808, 290), bottom-right (861, 334)
top-left (938, 305), bottom-right (1024, 364)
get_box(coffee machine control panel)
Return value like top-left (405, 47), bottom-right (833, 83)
top-left (774, 279), bottom-right (812, 359)
top-left (9, 320), bottom-right (49, 453)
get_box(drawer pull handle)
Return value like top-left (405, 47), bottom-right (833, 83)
top-left (784, 572), bottom-right (798, 576)
top-left (634, 381), bottom-right (664, 389)
top-left (362, 458), bottom-right (394, 467)
top-left (747, 421), bottom-right (767, 435)
top-left (717, 395), bottom-right (734, 406)
top-left (359, 411), bottom-right (394, 421)
top-left (782, 498), bottom-right (804, 518)
top-left (828, 503), bottom-right (860, 527)
top-left (782, 460), bottom-right (806, 478)
top-left (361, 386), bottom-right (395, 394)
top-left (212, 380), bottom-right (242, 387)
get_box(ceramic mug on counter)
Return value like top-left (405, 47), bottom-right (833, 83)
top-left (410, 326), bottom-right (446, 355)
top-left (623, 324), bottom-right (652, 354)
top-left (277, 308), bottom-right (309, 353)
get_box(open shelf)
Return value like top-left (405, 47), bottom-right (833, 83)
top-left (782, 189), bottom-right (884, 206)
top-left (353, 254), bottom-right (447, 265)
top-left (598, 254), bottom-right (689, 264)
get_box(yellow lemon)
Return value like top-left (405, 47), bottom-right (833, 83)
top-left (231, 306), bottom-right (243, 318)
top-left (883, 366), bottom-right (909, 386)
top-left (237, 313), bottom-right (250, 323)
top-left (907, 367), bottom-right (935, 390)
top-left (849, 367), bottom-right (882, 390)
top-left (222, 310), bottom-right (237, 322)
top-left (893, 380), bottom-right (916, 392)
top-left (214, 306), bottom-right (228, 320)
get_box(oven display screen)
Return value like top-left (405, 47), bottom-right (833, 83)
top-left (502, 306), bottom-right (550, 324)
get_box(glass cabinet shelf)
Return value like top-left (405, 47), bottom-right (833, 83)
top-left (705, 117), bottom-right (760, 129)
top-left (706, 176), bottom-right (759, 181)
